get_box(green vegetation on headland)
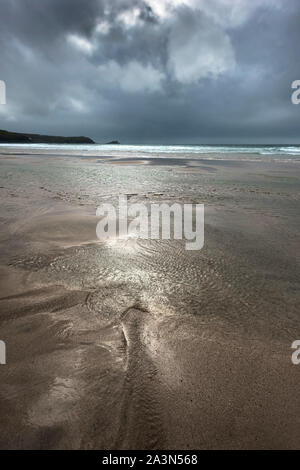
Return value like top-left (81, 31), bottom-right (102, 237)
top-left (0, 129), bottom-right (95, 144)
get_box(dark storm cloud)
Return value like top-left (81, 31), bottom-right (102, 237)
top-left (0, 0), bottom-right (300, 143)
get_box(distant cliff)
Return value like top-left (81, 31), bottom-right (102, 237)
top-left (0, 129), bottom-right (95, 144)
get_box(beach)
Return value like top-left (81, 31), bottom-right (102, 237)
top-left (0, 147), bottom-right (300, 449)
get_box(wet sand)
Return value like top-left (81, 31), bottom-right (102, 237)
top-left (0, 152), bottom-right (300, 449)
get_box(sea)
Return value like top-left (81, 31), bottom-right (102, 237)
top-left (1, 143), bottom-right (300, 161)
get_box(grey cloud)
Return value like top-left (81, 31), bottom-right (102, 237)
top-left (167, 7), bottom-right (236, 83)
top-left (0, 0), bottom-right (299, 143)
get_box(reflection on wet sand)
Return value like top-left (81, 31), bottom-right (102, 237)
top-left (0, 153), bottom-right (300, 449)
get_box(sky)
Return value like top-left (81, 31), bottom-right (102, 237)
top-left (0, 0), bottom-right (300, 144)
